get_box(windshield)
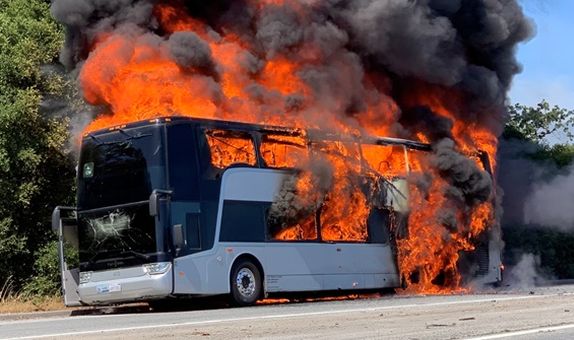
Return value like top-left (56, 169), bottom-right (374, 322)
top-left (77, 125), bottom-right (167, 270)
top-left (78, 204), bottom-right (162, 270)
top-left (78, 125), bottom-right (166, 210)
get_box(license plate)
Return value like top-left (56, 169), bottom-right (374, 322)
top-left (96, 283), bottom-right (121, 294)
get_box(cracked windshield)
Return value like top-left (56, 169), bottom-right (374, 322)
top-left (77, 125), bottom-right (166, 269)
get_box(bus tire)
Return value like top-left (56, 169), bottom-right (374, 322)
top-left (230, 258), bottom-right (262, 306)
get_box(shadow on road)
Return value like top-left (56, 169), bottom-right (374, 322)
top-left (69, 290), bottom-right (395, 316)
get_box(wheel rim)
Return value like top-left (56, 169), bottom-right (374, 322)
top-left (235, 268), bottom-right (256, 298)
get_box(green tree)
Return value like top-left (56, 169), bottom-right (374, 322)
top-left (0, 0), bottom-right (75, 290)
top-left (506, 100), bottom-right (574, 144)
top-left (505, 101), bottom-right (574, 168)
top-left (503, 101), bottom-right (574, 279)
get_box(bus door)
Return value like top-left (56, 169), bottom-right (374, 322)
top-left (52, 206), bottom-right (81, 306)
top-left (165, 123), bottom-right (207, 294)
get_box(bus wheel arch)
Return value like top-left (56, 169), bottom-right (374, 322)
top-left (229, 254), bottom-right (264, 306)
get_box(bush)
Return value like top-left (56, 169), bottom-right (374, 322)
top-left (503, 226), bottom-right (574, 279)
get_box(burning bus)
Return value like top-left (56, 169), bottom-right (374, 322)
top-left (52, 116), bottom-right (501, 306)
top-left (48, 0), bottom-right (533, 307)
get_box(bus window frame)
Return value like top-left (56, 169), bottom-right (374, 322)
top-left (264, 205), bottom-right (320, 243)
top-left (257, 132), bottom-right (310, 170)
top-left (358, 143), bottom-right (410, 178)
top-left (200, 127), bottom-right (260, 171)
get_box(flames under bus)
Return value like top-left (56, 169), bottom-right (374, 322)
top-left (52, 117), bottom-right (501, 307)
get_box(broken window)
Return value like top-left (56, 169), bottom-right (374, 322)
top-left (205, 129), bottom-right (256, 169)
top-left (313, 140), bottom-right (362, 173)
top-left (267, 211), bottom-right (318, 241)
top-left (361, 144), bottom-right (408, 177)
top-left (266, 171), bottom-right (319, 241)
top-left (78, 204), bottom-right (158, 271)
top-left (310, 140), bottom-right (368, 242)
top-left (260, 134), bottom-right (308, 168)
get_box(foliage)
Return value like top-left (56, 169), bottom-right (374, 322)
top-left (503, 226), bottom-right (574, 279)
top-left (0, 0), bottom-right (75, 290)
top-left (503, 101), bottom-right (574, 279)
top-left (23, 240), bottom-right (79, 296)
top-left (23, 241), bottom-right (60, 296)
top-left (506, 100), bottom-right (574, 144)
top-left (528, 143), bottom-right (574, 168)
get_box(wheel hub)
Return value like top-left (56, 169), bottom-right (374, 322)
top-left (236, 268), bottom-right (256, 297)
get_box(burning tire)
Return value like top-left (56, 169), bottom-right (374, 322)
top-left (230, 258), bottom-right (262, 306)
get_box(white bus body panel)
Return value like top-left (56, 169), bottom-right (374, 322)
top-left (173, 242), bottom-right (399, 295)
top-left (261, 242), bottom-right (399, 292)
top-left (173, 245), bottom-right (266, 295)
top-left (173, 168), bottom-right (400, 295)
top-left (77, 264), bottom-right (172, 305)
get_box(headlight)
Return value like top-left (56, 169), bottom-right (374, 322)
top-left (143, 262), bottom-right (171, 275)
top-left (79, 271), bottom-right (92, 284)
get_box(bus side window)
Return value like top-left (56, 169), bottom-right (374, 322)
top-left (167, 123), bottom-right (199, 200)
top-left (186, 213), bottom-right (201, 249)
top-left (266, 207), bottom-right (318, 241)
top-left (361, 144), bottom-right (408, 177)
top-left (311, 140), bottom-right (367, 242)
top-left (220, 201), bottom-right (265, 242)
top-left (260, 134), bottom-right (308, 168)
top-left (204, 129), bottom-right (257, 169)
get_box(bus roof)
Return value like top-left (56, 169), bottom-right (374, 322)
top-left (85, 116), bottom-right (432, 151)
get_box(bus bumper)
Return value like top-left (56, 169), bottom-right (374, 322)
top-left (77, 263), bottom-right (173, 305)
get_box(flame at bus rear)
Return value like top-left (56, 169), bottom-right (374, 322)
top-left (54, 0), bottom-right (532, 293)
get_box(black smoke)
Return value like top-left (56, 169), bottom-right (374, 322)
top-left (52, 0), bottom-right (533, 129)
top-left (51, 0), bottom-right (155, 69)
top-left (167, 31), bottom-right (220, 79)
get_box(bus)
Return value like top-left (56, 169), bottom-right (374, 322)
top-left (52, 117), bottom-right (502, 307)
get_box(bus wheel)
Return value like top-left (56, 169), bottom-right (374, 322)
top-left (230, 259), bottom-right (261, 306)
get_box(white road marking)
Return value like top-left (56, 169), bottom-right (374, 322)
top-left (464, 323), bottom-right (574, 339)
top-left (1, 294), bottom-right (570, 340)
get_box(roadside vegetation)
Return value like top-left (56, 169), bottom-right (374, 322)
top-left (0, 0), bottom-right (74, 311)
top-left (502, 101), bottom-right (574, 279)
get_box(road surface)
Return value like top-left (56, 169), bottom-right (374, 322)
top-left (1, 285), bottom-right (574, 339)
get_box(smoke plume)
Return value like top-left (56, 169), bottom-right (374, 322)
top-left (524, 164), bottom-right (574, 231)
top-left (498, 137), bottom-right (574, 231)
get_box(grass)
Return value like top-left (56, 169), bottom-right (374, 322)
top-left (0, 295), bottom-right (65, 313)
top-left (0, 276), bottom-right (65, 314)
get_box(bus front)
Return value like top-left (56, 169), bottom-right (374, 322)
top-left (55, 122), bottom-right (174, 305)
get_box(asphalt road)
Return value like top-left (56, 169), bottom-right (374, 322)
top-left (1, 286), bottom-right (574, 339)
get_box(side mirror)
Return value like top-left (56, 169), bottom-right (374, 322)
top-left (52, 208), bottom-right (61, 234)
top-left (172, 224), bottom-right (185, 255)
top-left (149, 191), bottom-right (159, 217)
top-left (52, 206), bottom-right (76, 234)
top-left (149, 189), bottom-right (173, 217)
top-left (51, 206), bottom-right (78, 248)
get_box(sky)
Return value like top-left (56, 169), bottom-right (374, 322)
top-left (509, 0), bottom-right (574, 109)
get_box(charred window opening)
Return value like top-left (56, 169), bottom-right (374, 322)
top-left (205, 129), bottom-right (256, 169)
top-left (266, 170), bottom-right (320, 241)
top-left (267, 208), bottom-right (318, 241)
top-left (260, 134), bottom-right (308, 169)
top-left (314, 140), bottom-right (362, 173)
top-left (313, 140), bottom-right (367, 242)
top-left (361, 144), bottom-right (408, 178)
top-left (266, 139), bottom-right (417, 244)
